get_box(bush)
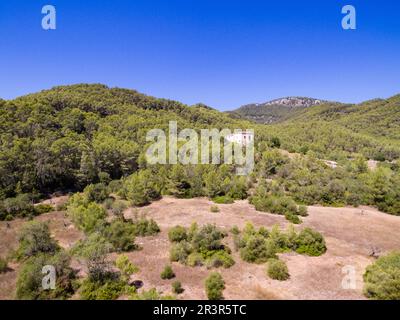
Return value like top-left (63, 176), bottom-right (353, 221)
top-left (102, 220), bottom-right (137, 252)
top-left (67, 197), bottom-right (107, 234)
top-left (16, 221), bottom-right (59, 260)
top-left (1, 194), bottom-right (35, 220)
top-left (210, 205), bottom-right (220, 213)
top-left (130, 288), bottom-right (175, 300)
top-left (0, 257), bottom-right (8, 273)
top-left (205, 272), bottom-right (225, 300)
top-left (115, 255), bottom-right (139, 281)
top-left (110, 201), bottom-right (127, 218)
top-left (170, 242), bottom-right (191, 264)
top-left (205, 251), bottom-right (235, 269)
top-left (84, 183), bottom-right (110, 203)
top-left (122, 170), bottom-right (161, 206)
top-left (168, 226), bottom-right (188, 242)
top-left (267, 259), bottom-right (290, 281)
top-left (187, 252), bottom-right (204, 267)
top-left (240, 234), bottom-right (276, 263)
top-left (295, 228), bottom-right (327, 256)
top-left (71, 232), bottom-right (113, 259)
top-left (34, 204), bottom-right (54, 215)
top-left (161, 265), bottom-right (175, 280)
top-left (132, 216), bottom-right (160, 236)
top-left (16, 252), bottom-right (75, 300)
top-left (363, 251), bottom-right (400, 300)
top-left (212, 196), bottom-right (234, 204)
top-left (172, 281), bottom-right (184, 294)
top-left (80, 278), bottom-right (126, 300)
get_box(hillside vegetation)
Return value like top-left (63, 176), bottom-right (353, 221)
top-left (0, 84), bottom-right (399, 221)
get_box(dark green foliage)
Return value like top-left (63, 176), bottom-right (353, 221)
top-left (16, 221), bottom-right (59, 260)
top-left (67, 195), bottom-right (107, 234)
top-left (172, 281), bottom-right (184, 294)
top-left (84, 183), bottom-right (109, 203)
top-left (80, 278), bottom-right (126, 300)
top-left (250, 181), bottom-right (306, 223)
top-left (295, 228), bottom-right (327, 256)
top-left (363, 251), bottom-right (400, 300)
top-left (169, 224), bottom-right (234, 269)
top-left (240, 234), bottom-right (276, 263)
top-left (121, 170), bottom-right (162, 206)
top-left (102, 219), bottom-right (137, 252)
top-left (131, 215), bottom-right (160, 237)
top-left (267, 259), bottom-right (290, 281)
top-left (205, 272), bottom-right (225, 300)
top-left (160, 265), bottom-right (175, 280)
top-left (16, 252), bottom-right (76, 300)
top-left (0, 194), bottom-right (36, 220)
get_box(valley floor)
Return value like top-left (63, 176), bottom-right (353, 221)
top-left (1, 197), bottom-right (400, 300)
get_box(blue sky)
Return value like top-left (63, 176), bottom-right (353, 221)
top-left (0, 0), bottom-right (399, 110)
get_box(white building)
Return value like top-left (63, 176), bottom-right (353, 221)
top-left (226, 131), bottom-right (254, 146)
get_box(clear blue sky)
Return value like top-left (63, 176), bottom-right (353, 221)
top-left (0, 0), bottom-right (399, 110)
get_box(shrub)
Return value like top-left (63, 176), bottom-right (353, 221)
top-left (132, 216), bottom-right (160, 236)
top-left (122, 170), bottom-right (161, 206)
top-left (295, 228), bottom-right (327, 256)
top-left (115, 255), bottom-right (139, 281)
top-left (187, 252), bottom-right (204, 267)
top-left (172, 281), bottom-right (184, 294)
top-left (205, 272), bottom-right (225, 300)
top-left (240, 235), bottom-right (276, 263)
top-left (205, 251), bottom-right (235, 269)
top-left (0, 257), bottom-right (8, 273)
top-left (130, 288), bottom-right (175, 300)
top-left (363, 251), bottom-right (400, 300)
top-left (170, 241), bottom-right (191, 263)
top-left (210, 205), bottom-right (220, 213)
top-left (285, 212), bottom-right (302, 224)
top-left (298, 205), bottom-right (308, 217)
top-left (267, 259), bottom-right (290, 281)
top-left (67, 198), bottom-right (107, 234)
top-left (168, 226), bottom-right (188, 242)
top-left (110, 201), bottom-right (127, 218)
top-left (191, 224), bottom-right (226, 252)
top-left (102, 220), bottom-right (137, 252)
top-left (16, 252), bottom-right (75, 300)
top-left (84, 183), bottom-right (109, 203)
top-left (71, 232), bottom-right (113, 259)
top-left (1, 194), bottom-right (35, 220)
top-left (34, 204), bottom-right (54, 215)
top-left (161, 265), bottom-right (175, 280)
top-left (212, 196), bottom-right (234, 204)
top-left (16, 221), bottom-right (59, 260)
top-left (80, 278), bottom-right (126, 300)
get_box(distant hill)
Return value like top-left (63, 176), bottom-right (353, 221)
top-left (229, 97), bottom-right (331, 124)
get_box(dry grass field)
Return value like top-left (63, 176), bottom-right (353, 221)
top-left (1, 196), bottom-right (400, 300)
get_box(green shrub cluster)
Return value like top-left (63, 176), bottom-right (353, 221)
top-left (250, 181), bottom-right (307, 224)
top-left (205, 272), bottom-right (225, 300)
top-left (169, 224), bottom-right (234, 269)
top-left (235, 223), bottom-right (326, 262)
top-left (14, 222), bottom-right (76, 300)
top-left (160, 265), bottom-right (175, 280)
top-left (172, 281), bottom-right (184, 294)
top-left (363, 251), bottom-right (400, 300)
top-left (267, 259), bottom-right (290, 281)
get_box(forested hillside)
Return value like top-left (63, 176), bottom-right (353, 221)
top-left (268, 96), bottom-right (400, 162)
top-left (0, 84), bottom-right (399, 222)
